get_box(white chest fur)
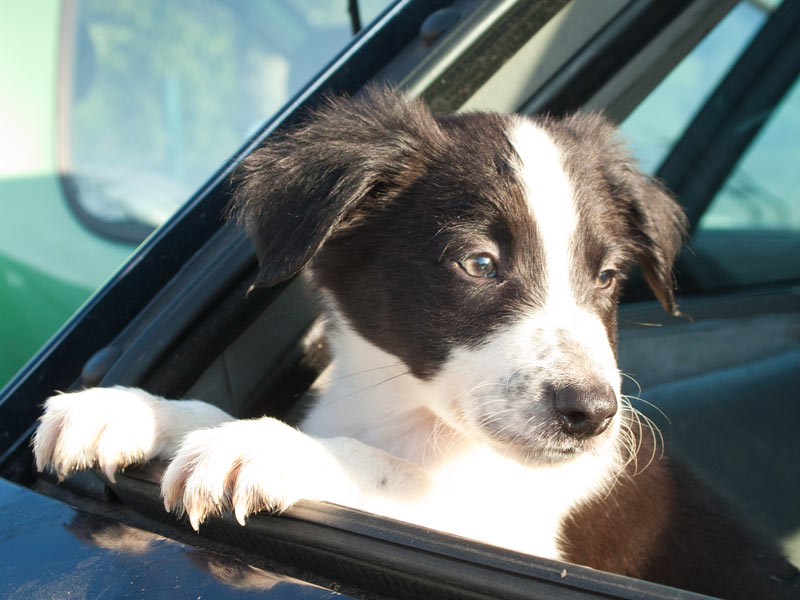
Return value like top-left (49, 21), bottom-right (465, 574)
top-left (300, 326), bottom-right (620, 559)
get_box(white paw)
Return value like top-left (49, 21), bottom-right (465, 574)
top-left (161, 418), bottom-right (343, 531)
top-left (33, 387), bottom-right (164, 482)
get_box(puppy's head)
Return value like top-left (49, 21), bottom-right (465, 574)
top-left (231, 88), bottom-right (686, 465)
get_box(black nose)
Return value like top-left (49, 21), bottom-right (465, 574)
top-left (553, 384), bottom-right (617, 438)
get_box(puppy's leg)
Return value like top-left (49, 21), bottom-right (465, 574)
top-left (161, 416), bottom-right (431, 530)
top-left (33, 386), bottom-right (233, 481)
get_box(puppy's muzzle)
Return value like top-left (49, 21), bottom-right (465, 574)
top-left (553, 384), bottom-right (617, 438)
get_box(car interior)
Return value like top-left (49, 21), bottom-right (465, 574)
top-left (6, 0), bottom-right (799, 597)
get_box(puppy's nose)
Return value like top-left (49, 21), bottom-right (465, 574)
top-left (553, 384), bottom-right (617, 438)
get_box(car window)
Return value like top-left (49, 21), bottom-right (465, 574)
top-left (621, 1), bottom-right (772, 174)
top-left (699, 81), bottom-right (800, 232)
top-left (62, 0), bottom-right (394, 242)
top-left (621, 0), bottom-right (799, 292)
top-left (0, 1), bottom-right (393, 389)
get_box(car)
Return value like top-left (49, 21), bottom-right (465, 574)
top-left (1, 0), bottom-right (798, 597)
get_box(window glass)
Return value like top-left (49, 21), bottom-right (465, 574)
top-left (621, 1), bottom-right (769, 173)
top-left (621, 0), bottom-right (799, 292)
top-left (0, 1), bottom-right (393, 389)
top-left (65, 0), bottom-right (394, 240)
top-left (699, 78), bottom-right (800, 231)
top-left (684, 75), bottom-right (800, 290)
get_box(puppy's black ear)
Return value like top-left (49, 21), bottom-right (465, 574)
top-left (229, 87), bottom-right (443, 288)
top-left (614, 164), bottom-right (688, 316)
top-left (561, 113), bottom-right (688, 315)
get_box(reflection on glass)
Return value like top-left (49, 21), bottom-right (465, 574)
top-left (621, 0), bottom-right (774, 174)
top-left (66, 0), bottom-right (393, 237)
top-left (699, 78), bottom-right (800, 231)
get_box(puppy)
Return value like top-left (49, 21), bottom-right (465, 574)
top-left (33, 89), bottom-right (798, 599)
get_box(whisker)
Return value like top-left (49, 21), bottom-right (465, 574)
top-left (316, 370), bottom-right (411, 409)
top-left (622, 400), bottom-right (665, 475)
top-left (476, 408), bottom-right (518, 429)
top-left (622, 393), bottom-right (671, 425)
top-left (459, 397), bottom-right (509, 420)
top-left (329, 362), bottom-right (406, 383)
top-left (620, 372), bottom-right (642, 398)
top-left (619, 399), bottom-right (642, 474)
top-left (604, 402), bottom-right (641, 497)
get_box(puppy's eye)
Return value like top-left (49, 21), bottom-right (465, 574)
top-left (595, 269), bottom-right (618, 289)
top-left (458, 253), bottom-right (497, 278)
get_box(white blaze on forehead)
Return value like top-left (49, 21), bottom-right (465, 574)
top-left (507, 118), bottom-right (619, 390)
top-left (508, 117), bottom-right (577, 309)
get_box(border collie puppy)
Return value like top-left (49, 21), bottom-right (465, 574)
top-left (33, 89), bottom-right (798, 599)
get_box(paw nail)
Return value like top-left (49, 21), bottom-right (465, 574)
top-left (102, 463), bottom-right (117, 483)
top-left (234, 504), bottom-right (247, 526)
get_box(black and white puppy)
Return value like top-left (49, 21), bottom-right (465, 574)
top-left (33, 89), bottom-right (797, 599)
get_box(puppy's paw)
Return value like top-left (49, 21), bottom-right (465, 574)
top-left (33, 387), bottom-right (164, 482)
top-left (161, 418), bottom-right (340, 530)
